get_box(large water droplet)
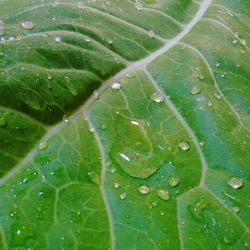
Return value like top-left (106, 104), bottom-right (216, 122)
top-left (227, 176), bottom-right (243, 189)
top-left (111, 114), bottom-right (164, 178)
top-left (138, 185), bottom-right (151, 195)
top-left (157, 189), bottom-right (170, 201)
top-left (21, 20), bottom-right (35, 30)
top-left (150, 92), bottom-right (164, 103)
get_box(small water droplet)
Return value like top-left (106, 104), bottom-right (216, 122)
top-left (168, 176), bottom-right (180, 187)
top-left (62, 114), bottom-right (69, 123)
top-left (231, 206), bottom-right (240, 213)
top-left (150, 92), bottom-right (164, 103)
top-left (227, 176), bottom-right (243, 189)
top-left (207, 100), bottom-right (214, 108)
top-left (148, 30), bottom-right (155, 38)
top-left (70, 210), bottom-right (82, 223)
top-left (21, 20), bottom-right (35, 30)
top-left (157, 189), bottom-right (170, 201)
top-left (214, 93), bottom-right (222, 100)
top-left (55, 36), bottom-right (61, 43)
top-left (199, 141), bottom-right (206, 147)
top-left (0, 115), bottom-right (7, 126)
top-left (178, 141), bottom-right (190, 151)
top-left (107, 38), bottom-right (113, 45)
top-left (113, 182), bottom-right (120, 189)
top-left (138, 185), bottom-right (151, 195)
top-left (110, 166), bottom-right (117, 174)
top-left (87, 171), bottom-right (101, 185)
top-left (39, 141), bottom-right (48, 150)
top-left (111, 80), bottom-right (121, 90)
top-left (119, 192), bottom-right (127, 200)
top-left (135, 0), bottom-right (143, 11)
top-left (190, 86), bottom-right (201, 95)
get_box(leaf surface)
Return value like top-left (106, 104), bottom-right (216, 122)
top-left (0, 0), bottom-right (249, 249)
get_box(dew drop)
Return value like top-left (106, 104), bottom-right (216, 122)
top-left (157, 189), bottom-right (170, 201)
top-left (70, 210), bottom-right (82, 223)
top-left (39, 141), bottom-right (48, 150)
top-left (190, 86), bottom-right (201, 95)
top-left (21, 20), bottom-right (35, 30)
top-left (87, 171), bottom-right (101, 185)
top-left (207, 100), bottom-right (214, 108)
top-left (148, 30), bottom-right (155, 38)
top-left (110, 166), bottom-right (117, 174)
top-left (119, 192), bottom-right (127, 200)
top-left (135, 0), bottom-right (143, 11)
top-left (150, 92), bottom-right (164, 103)
top-left (231, 206), bottom-right (240, 213)
top-left (62, 114), bottom-right (69, 123)
top-left (113, 182), bottom-right (120, 189)
top-left (0, 115), bottom-right (7, 126)
top-left (111, 80), bottom-right (121, 90)
top-left (199, 141), bottom-right (206, 147)
top-left (178, 141), bottom-right (190, 151)
top-left (168, 176), bottom-right (180, 187)
top-left (54, 36), bottom-right (61, 43)
top-left (214, 93), bottom-right (222, 100)
top-left (107, 38), bottom-right (113, 45)
top-left (227, 176), bottom-right (243, 189)
top-left (138, 185), bottom-right (151, 195)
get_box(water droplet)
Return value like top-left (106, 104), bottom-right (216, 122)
top-left (190, 86), bottom-right (201, 95)
top-left (214, 93), bottom-right (222, 100)
top-left (21, 20), bottom-right (35, 30)
top-left (157, 189), bottom-right (170, 201)
top-left (227, 176), bottom-right (243, 189)
top-left (70, 210), bottom-right (82, 223)
top-left (87, 171), bottom-right (101, 185)
top-left (178, 141), bottom-right (190, 151)
top-left (231, 206), bottom-right (240, 213)
top-left (113, 182), bottom-right (120, 189)
top-left (150, 92), bottom-right (164, 103)
top-left (62, 114), bottom-right (69, 123)
top-left (39, 141), bottom-right (48, 150)
top-left (138, 185), bottom-right (151, 195)
top-left (110, 166), bottom-right (117, 174)
top-left (111, 80), bottom-right (121, 90)
top-left (21, 171), bottom-right (38, 184)
top-left (239, 39), bottom-right (247, 46)
top-left (188, 199), bottom-right (207, 222)
top-left (55, 36), bottom-right (61, 43)
top-left (0, 115), bottom-right (7, 126)
top-left (10, 223), bottom-right (35, 247)
top-left (199, 141), bottom-right (206, 147)
top-left (107, 38), bottom-right (113, 45)
top-left (207, 100), bottom-right (214, 108)
top-left (119, 192), bottom-right (127, 200)
top-left (168, 176), bottom-right (180, 187)
top-left (111, 114), bottom-right (163, 178)
top-left (135, 0), bottom-right (143, 11)
top-left (148, 30), bottom-right (155, 38)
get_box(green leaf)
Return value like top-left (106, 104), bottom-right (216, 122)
top-left (0, 0), bottom-right (250, 249)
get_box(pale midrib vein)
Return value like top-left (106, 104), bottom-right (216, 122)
top-left (86, 118), bottom-right (116, 250)
top-left (0, 0), bottom-right (212, 186)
